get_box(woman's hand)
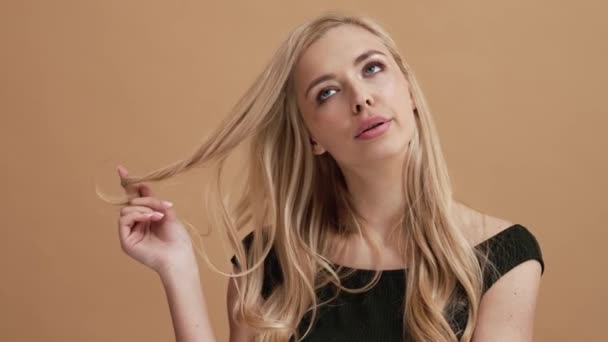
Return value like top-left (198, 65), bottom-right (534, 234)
top-left (116, 165), bottom-right (195, 275)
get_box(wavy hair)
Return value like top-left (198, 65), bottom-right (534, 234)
top-left (98, 13), bottom-right (497, 342)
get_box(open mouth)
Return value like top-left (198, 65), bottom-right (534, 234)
top-left (356, 120), bottom-right (390, 138)
top-left (363, 122), bottom-right (384, 132)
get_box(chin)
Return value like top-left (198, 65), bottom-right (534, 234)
top-left (357, 136), bottom-right (409, 162)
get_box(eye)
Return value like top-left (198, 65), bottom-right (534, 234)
top-left (316, 88), bottom-right (338, 104)
top-left (364, 61), bottom-right (384, 75)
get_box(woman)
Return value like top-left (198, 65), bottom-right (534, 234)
top-left (105, 13), bottom-right (545, 342)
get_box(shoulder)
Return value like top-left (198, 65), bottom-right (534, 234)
top-left (453, 202), bottom-right (545, 290)
top-left (455, 208), bottom-right (545, 340)
top-left (476, 218), bottom-right (546, 293)
top-left (453, 201), bottom-right (515, 246)
top-left (472, 219), bottom-right (545, 341)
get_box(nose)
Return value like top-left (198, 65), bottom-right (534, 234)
top-left (352, 87), bottom-right (374, 114)
top-left (354, 98), bottom-right (373, 114)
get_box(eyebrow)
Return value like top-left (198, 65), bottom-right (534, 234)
top-left (304, 49), bottom-right (387, 99)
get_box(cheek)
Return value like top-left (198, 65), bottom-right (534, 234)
top-left (312, 100), bottom-right (351, 128)
top-left (304, 110), bottom-right (338, 140)
top-left (382, 74), bottom-right (409, 106)
top-left (387, 89), bottom-right (414, 123)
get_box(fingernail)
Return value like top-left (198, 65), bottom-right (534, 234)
top-left (153, 212), bottom-right (165, 218)
top-left (162, 201), bottom-right (173, 208)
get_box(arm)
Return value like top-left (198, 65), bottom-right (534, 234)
top-left (472, 259), bottom-right (543, 342)
top-left (159, 257), bottom-right (218, 342)
top-left (227, 264), bottom-right (258, 342)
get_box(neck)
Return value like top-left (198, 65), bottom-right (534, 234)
top-left (339, 152), bottom-right (407, 245)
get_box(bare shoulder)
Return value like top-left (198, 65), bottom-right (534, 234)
top-left (454, 202), bottom-right (542, 340)
top-left (453, 201), bottom-right (515, 246)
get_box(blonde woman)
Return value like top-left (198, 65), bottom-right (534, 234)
top-left (107, 13), bottom-right (545, 342)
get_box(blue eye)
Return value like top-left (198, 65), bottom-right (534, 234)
top-left (317, 88), bottom-right (337, 103)
top-left (364, 61), bottom-right (384, 75)
top-left (315, 61), bottom-right (384, 104)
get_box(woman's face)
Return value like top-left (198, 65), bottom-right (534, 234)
top-left (294, 25), bottom-right (417, 167)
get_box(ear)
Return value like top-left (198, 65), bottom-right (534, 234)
top-left (310, 138), bottom-right (327, 155)
top-left (408, 88), bottom-right (417, 112)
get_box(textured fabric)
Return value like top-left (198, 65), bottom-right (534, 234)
top-left (230, 224), bottom-right (545, 341)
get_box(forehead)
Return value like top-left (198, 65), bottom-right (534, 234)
top-left (294, 25), bottom-right (387, 86)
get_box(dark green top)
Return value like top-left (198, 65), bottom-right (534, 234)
top-left (230, 224), bottom-right (545, 341)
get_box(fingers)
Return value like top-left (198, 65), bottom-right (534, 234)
top-left (117, 164), bottom-right (175, 219)
top-left (138, 183), bottom-right (153, 197)
top-left (117, 165), bottom-right (140, 201)
top-left (118, 210), bottom-right (165, 242)
top-left (120, 205), bottom-right (160, 216)
top-left (129, 196), bottom-right (174, 218)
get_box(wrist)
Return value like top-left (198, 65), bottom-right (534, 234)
top-left (157, 254), bottom-right (199, 280)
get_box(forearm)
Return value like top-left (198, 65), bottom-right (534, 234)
top-left (159, 259), bottom-right (217, 342)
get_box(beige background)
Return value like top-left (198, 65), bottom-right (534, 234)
top-left (1, 1), bottom-right (606, 341)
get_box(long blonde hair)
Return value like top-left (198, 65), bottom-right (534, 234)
top-left (99, 13), bottom-right (495, 342)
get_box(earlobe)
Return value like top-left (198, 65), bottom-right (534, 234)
top-left (310, 138), bottom-right (326, 155)
top-left (313, 147), bottom-right (327, 155)
top-left (408, 89), bottom-right (417, 111)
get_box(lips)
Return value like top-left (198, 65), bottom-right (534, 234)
top-left (355, 116), bottom-right (391, 138)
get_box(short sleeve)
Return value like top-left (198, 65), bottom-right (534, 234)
top-left (480, 224), bottom-right (545, 293)
top-left (230, 231), bottom-right (282, 299)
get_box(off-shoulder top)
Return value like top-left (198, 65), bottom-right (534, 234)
top-left (230, 223), bottom-right (545, 341)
